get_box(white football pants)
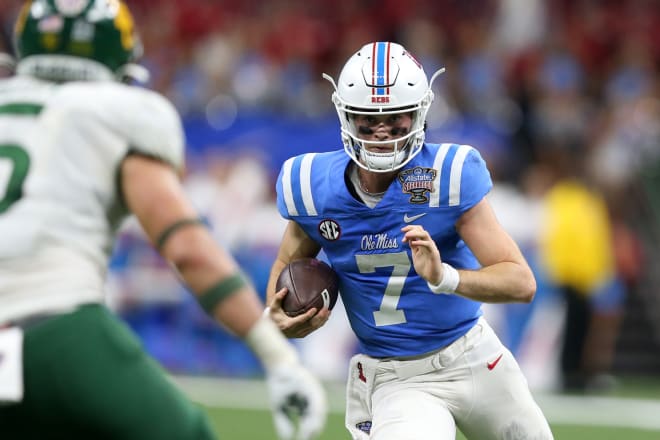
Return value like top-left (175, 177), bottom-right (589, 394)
top-left (345, 318), bottom-right (553, 440)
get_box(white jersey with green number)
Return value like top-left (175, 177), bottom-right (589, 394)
top-left (0, 75), bottom-right (184, 324)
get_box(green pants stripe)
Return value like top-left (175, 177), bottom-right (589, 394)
top-left (0, 304), bottom-right (216, 439)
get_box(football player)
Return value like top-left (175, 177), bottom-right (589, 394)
top-left (0, 1), bottom-right (325, 439)
top-left (266, 42), bottom-right (553, 439)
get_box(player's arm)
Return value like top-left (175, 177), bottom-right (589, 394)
top-left (121, 153), bottom-right (262, 334)
top-left (403, 144), bottom-right (535, 303)
top-left (404, 197), bottom-right (534, 303)
top-left (121, 154), bottom-right (327, 438)
top-left (454, 197), bottom-right (536, 303)
top-left (266, 220), bottom-right (327, 338)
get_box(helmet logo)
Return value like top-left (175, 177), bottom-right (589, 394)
top-left (371, 96), bottom-right (390, 104)
top-left (55, 0), bottom-right (90, 16)
top-left (399, 167), bottom-right (436, 204)
top-left (37, 15), bottom-right (64, 33)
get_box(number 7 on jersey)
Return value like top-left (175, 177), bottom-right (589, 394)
top-left (355, 251), bottom-right (411, 327)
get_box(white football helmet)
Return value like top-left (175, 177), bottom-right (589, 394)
top-left (324, 42), bottom-right (445, 172)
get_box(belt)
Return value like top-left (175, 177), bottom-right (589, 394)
top-left (384, 319), bottom-right (485, 380)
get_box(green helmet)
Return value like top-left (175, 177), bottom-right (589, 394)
top-left (14, 0), bottom-right (144, 82)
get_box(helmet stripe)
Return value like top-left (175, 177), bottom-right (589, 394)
top-left (385, 41), bottom-right (391, 95)
top-left (376, 42), bottom-right (384, 87)
top-left (370, 42), bottom-right (377, 91)
top-left (370, 42), bottom-right (392, 96)
top-left (376, 42), bottom-right (386, 95)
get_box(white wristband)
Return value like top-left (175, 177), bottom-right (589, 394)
top-left (427, 263), bottom-right (460, 294)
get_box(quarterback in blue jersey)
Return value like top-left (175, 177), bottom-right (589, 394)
top-left (266, 42), bottom-right (553, 439)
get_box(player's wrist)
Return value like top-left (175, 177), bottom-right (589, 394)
top-left (427, 263), bottom-right (460, 294)
top-left (244, 314), bottom-right (299, 371)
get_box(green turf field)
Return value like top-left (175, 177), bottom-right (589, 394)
top-left (203, 405), bottom-right (660, 440)
top-left (175, 375), bottom-right (660, 440)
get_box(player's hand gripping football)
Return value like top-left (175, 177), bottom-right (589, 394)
top-left (266, 361), bottom-right (327, 440)
top-left (268, 287), bottom-right (331, 338)
top-left (402, 224), bottom-right (444, 286)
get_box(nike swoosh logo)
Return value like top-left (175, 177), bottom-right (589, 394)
top-left (403, 213), bottom-right (427, 223)
top-left (487, 353), bottom-right (503, 370)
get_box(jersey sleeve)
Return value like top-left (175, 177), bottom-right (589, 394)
top-left (114, 88), bottom-right (185, 171)
top-left (276, 158), bottom-right (294, 220)
top-left (56, 83), bottom-right (185, 172)
top-left (457, 146), bottom-right (492, 212)
top-left (276, 153), bottom-right (320, 220)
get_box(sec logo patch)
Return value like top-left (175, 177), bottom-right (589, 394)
top-left (318, 219), bottom-right (340, 241)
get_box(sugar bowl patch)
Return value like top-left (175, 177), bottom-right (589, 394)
top-left (398, 167), bottom-right (436, 204)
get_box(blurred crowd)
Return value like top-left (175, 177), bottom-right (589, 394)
top-left (1, 0), bottom-right (659, 390)
top-left (2, 0), bottom-right (658, 185)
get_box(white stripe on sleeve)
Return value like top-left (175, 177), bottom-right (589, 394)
top-left (448, 145), bottom-right (472, 206)
top-left (430, 143), bottom-right (451, 208)
top-left (281, 157), bottom-right (298, 216)
top-left (299, 153), bottom-right (318, 216)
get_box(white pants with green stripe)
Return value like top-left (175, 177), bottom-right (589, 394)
top-left (345, 318), bottom-right (553, 440)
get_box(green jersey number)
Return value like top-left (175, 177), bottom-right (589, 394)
top-left (0, 144), bottom-right (30, 214)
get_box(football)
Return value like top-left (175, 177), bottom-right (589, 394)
top-left (276, 258), bottom-right (339, 317)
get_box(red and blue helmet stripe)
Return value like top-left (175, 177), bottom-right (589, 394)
top-left (370, 42), bottom-right (392, 97)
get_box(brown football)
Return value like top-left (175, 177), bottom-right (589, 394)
top-left (276, 258), bottom-right (339, 317)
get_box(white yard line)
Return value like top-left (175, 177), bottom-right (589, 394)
top-left (172, 376), bottom-right (660, 431)
top-left (536, 394), bottom-right (660, 431)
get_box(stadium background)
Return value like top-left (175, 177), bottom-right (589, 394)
top-left (1, 0), bottom-right (660, 437)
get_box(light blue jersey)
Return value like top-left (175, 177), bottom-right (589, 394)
top-left (276, 143), bottom-right (493, 357)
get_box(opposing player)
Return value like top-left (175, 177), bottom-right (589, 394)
top-left (266, 42), bottom-right (553, 439)
top-left (0, 1), bottom-right (325, 439)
